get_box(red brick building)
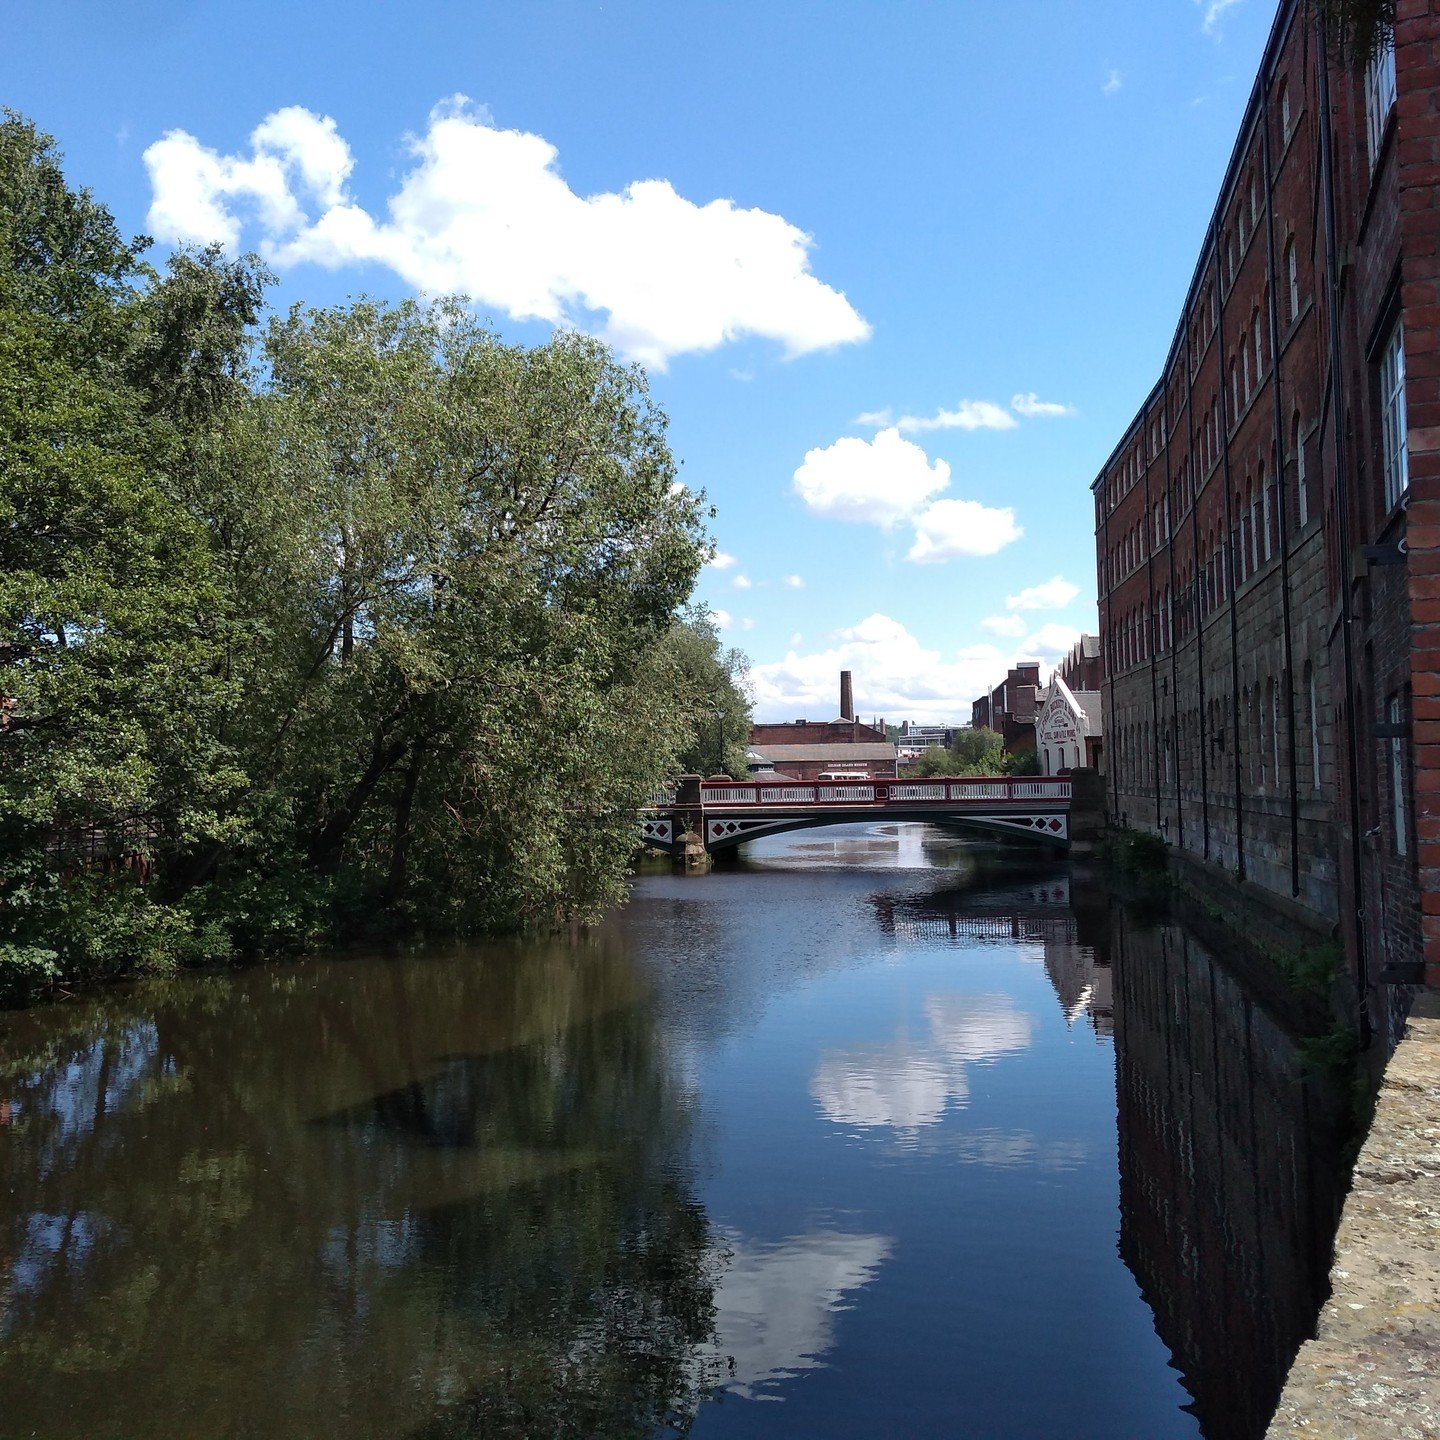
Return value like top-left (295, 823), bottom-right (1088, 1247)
top-left (1093, 1), bottom-right (1440, 1046)
top-left (971, 662), bottom-right (1041, 754)
top-left (747, 670), bottom-right (898, 781)
top-left (1055, 635), bottom-right (1104, 694)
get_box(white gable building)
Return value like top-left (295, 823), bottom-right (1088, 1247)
top-left (1036, 677), bottom-right (1104, 776)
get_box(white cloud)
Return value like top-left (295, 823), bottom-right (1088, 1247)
top-left (1198, 0), bottom-right (1243, 35)
top-left (1005, 575), bottom-right (1080, 612)
top-left (792, 427), bottom-right (950, 528)
top-left (732, 573), bottom-right (753, 589)
top-left (855, 399), bottom-right (1016, 434)
top-left (792, 427), bottom-right (1020, 564)
top-left (896, 399), bottom-right (1016, 434)
top-left (740, 617), bottom-right (757, 631)
top-left (712, 608), bottom-right (734, 631)
top-left (783, 574), bottom-right (805, 589)
top-left (1102, 69), bottom-right (1123, 96)
top-left (1010, 391), bottom-right (1075, 418)
top-left (144, 98), bottom-right (870, 370)
top-left (907, 498), bottom-right (1023, 563)
top-left (981, 614), bottom-right (1029, 638)
top-left (1023, 622), bottom-right (1085, 664)
top-left (751, 612), bottom-right (1087, 723)
top-left (707, 551), bottom-right (738, 571)
top-left (751, 613), bottom-right (1010, 723)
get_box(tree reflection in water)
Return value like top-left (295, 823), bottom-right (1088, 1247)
top-left (0, 940), bottom-right (720, 1440)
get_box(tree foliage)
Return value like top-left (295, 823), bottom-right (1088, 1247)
top-left (1311, 0), bottom-right (1395, 68)
top-left (910, 727), bottom-right (1035, 778)
top-left (0, 114), bottom-right (751, 1000)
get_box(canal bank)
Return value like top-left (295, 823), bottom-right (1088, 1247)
top-left (1265, 993), bottom-right (1440, 1440)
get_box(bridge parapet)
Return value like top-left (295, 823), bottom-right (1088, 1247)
top-left (698, 776), bottom-right (1071, 808)
top-left (642, 774), bottom-right (1072, 865)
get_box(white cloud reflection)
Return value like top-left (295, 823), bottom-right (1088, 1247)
top-left (710, 1229), bottom-right (893, 1399)
top-left (810, 993), bottom-right (1034, 1133)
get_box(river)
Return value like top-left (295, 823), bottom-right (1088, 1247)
top-left (0, 823), bottom-right (1348, 1439)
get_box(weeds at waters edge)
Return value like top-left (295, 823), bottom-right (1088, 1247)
top-left (1096, 829), bottom-right (1348, 1015)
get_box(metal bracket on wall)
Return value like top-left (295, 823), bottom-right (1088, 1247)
top-left (1378, 962), bottom-right (1425, 985)
top-left (1362, 541), bottom-right (1408, 567)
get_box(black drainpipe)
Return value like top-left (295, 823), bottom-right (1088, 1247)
top-left (1315, 16), bottom-right (1372, 1046)
top-left (1212, 212), bottom-right (1247, 881)
top-left (1260, 83), bottom-right (1304, 896)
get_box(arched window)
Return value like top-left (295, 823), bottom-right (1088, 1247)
top-left (1261, 460), bottom-right (1273, 561)
top-left (1252, 309), bottom-right (1263, 379)
top-left (1285, 238), bottom-right (1299, 322)
top-left (1294, 413), bottom-right (1308, 526)
top-left (1280, 78), bottom-right (1292, 141)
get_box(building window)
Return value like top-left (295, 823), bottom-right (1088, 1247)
top-left (1294, 413), bottom-right (1308, 527)
top-left (1380, 320), bottom-right (1409, 510)
top-left (1280, 78), bottom-right (1292, 141)
top-left (1305, 661), bottom-right (1319, 788)
top-left (1365, 37), bottom-right (1397, 165)
top-left (1389, 694), bottom-right (1408, 856)
top-left (1285, 239), bottom-right (1299, 323)
top-left (1252, 310), bottom-right (1263, 380)
top-left (1261, 462), bottom-right (1273, 561)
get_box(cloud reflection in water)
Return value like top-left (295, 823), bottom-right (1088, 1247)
top-left (810, 993), bottom-right (1034, 1136)
top-left (709, 1229), bottom-right (894, 1399)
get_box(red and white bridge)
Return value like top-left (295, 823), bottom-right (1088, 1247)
top-left (643, 774), bottom-right (1072, 860)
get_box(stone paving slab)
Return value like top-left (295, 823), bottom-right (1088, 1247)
top-left (1266, 994), bottom-right (1440, 1440)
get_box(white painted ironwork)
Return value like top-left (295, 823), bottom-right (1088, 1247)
top-left (890, 784), bottom-right (946, 800)
top-left (706, 787), bottom-right (757, 803)
top-left (947, 781), bottom-right (1009, 799)
top-left (818, 785), bottom-right (875, 801)
top-left (760, 786), bottom-right (817, 803)
top-left (1010, 780), bottom-right (1071, 800)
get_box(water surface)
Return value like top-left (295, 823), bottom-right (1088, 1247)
top-left (0, 824), bottom-right (1345, 1438)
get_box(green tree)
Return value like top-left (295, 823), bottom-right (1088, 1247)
top-left (0, 114), bottom-right (234, 997)
top-left (655, 607), bottom-right (753, 777)
top-left (0, 115), bottom-right (722, 998)
top-left (950, 726), bottom-right (1006, 774)
top-left (1002, 747), bottom-right (1042, 776)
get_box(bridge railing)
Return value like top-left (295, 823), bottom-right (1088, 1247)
top-left (690, 776), bottom-right (1070, 807)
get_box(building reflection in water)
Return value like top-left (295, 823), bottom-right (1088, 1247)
top-left (868, 873), bottom-right (1114, 1041)
top-left (1108, 910), bottom-right (1349, 1440)
top-left (863, 867), bottom-right (1348, 1439)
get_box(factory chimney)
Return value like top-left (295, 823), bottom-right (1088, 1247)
top-left (840, 670), bottom-right (855, 721)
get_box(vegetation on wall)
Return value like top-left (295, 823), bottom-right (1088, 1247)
top-left (1312, 0), bottom-right (1396, 67)
top-left (0, 113), bottom-right (749, 1001)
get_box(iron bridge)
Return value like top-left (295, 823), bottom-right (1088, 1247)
top-left (642, 775), bottom-right (1072, 857)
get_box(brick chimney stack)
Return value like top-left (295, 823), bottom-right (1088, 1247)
top-left (840, 670), bottom-right (854, 721)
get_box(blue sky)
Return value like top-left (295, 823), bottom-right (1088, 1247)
top-left (2, 0), bottom-right (1274, 722)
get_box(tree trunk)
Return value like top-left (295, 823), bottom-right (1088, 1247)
top-left (382, 739), bottom-right (426, 907)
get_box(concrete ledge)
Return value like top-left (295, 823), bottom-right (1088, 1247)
top-left (1266, 993), bottom-right (1440, 1439)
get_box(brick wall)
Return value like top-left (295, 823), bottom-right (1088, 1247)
top-left (1093, 0), bottom-right (1437, 1042)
